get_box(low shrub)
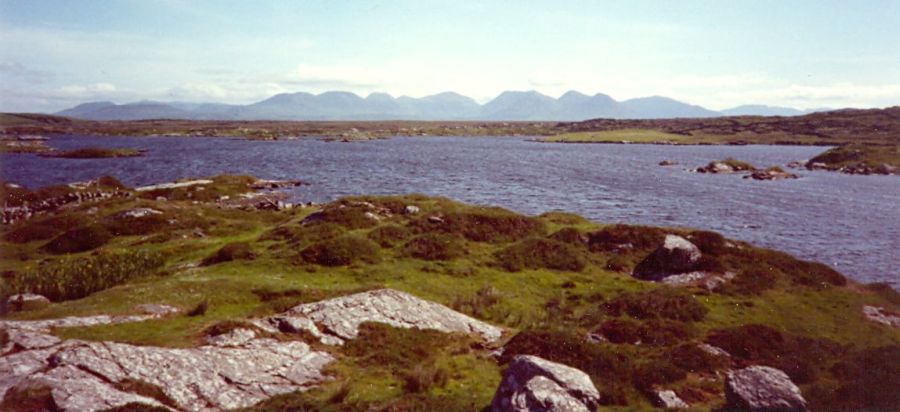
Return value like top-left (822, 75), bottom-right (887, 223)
top-left (751, 249), bottom-right (846, 289)
top-left (114, 378), bottom-right (179, 410)
top-left (632, 358), bottom-right (686, 392)
top-left (718, 268), bottom-right (779, 296)
top-left (299, 235), bottom-right (380, 266)
top-left (605, 255), bottom-right (631, 272)
top-left (201, 242), bottom-right (255, 266)
top-left (666, 343), bottom-right (729, 373)
top-left (538, 211), bottom-right (590, 225)
top-left (687, 230), bottom-right (728, 255)
top-left (597, 318), bottom-right (694, 346)
top-left (0, 384), bottom-right (58, 412)
top-left (306, 205), bottom-right (379, 229)
top-left (103, 213), bottom-right (170, 237)
top-left (693, 255), bottom-right (727, 272)
top-left (41, 224), bottom-right (113, 254)
top-left (494, 238), bottom-right (586, 272)
top-left (603, 288), bottom-right (708, 322)
top-left (260, 222), bottom-right (345, 245)
top-left (864, 282), bottom-right (900, 305)
top-left (414, 208), bottom-right (545, 243)
top-left (500, 329), bottom-right (631, 381)
top-left (822, 345), bottom-right (900, 411)
top-left (450, 285), bottom-right (501, 319)
top-left (403, 364), bottom-right (450, 393)
top-left (343, 322), bottom-right (460, 370)
top-left (100, 403), bottom-right (171, 412)
top-left (587, 224), bottom-right (666, 253)
top-left (548, 227), bottom-right (586, 245)
top-left (187, 300), bottom-right (208, 317)
top-left (402, 233), bottom-right (466, 261)
top-left (3, 214), bottom-right (88, 243)
top-left (367, 224), bottom-right (411, 247)
top-left (13, 249), bottom-right (165, 301)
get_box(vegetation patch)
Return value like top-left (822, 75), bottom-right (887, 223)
top-left (306, 205), bottom-right (380, 229)
top-left (603, 288), bottom-right (708, 322)
top-left (0, 384), bottom-right (59, 412)
top-left (11, 249), bottom-right (165, 301)
top-left (402, 233), bottom-right (466, 261)
top-left (298, 235), bottom-right (380, 266)
top-left (587, 224), bottom-right (666, 253)
top-left (413, 208), bottom-right (545, 243)
top-left (597, 318), bottom-right (694, 346)
top-left (41, 224), bottom-right (113, 254)
top-left (367, 224), bottom-right (411, 247)
top-left (201, 242), bottom-right (256, 266)
top-left (113, 378), bottom-right (179, 410)
top-left (3, 213), bottom-right (88, 243)
top-left (260, 222), bottom-right (346, 245)
top-left (547, 227), bottom-right (587, 245)
top-left (39, 147), bottom-right (145, 158)
top-left (494, 237), bottom-right (586, 272)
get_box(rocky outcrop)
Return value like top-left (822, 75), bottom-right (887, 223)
top-left (863, 305), bottom-right (900, 328)
top-left (6, 293), bottom-right (51, 312)
top-left (248, 179), bottom-right (307, 190)
top-left (658, 160), bottom-right (678, 166)
top-left (134, 179), bottom-right (213, 192)
top-left (491, 355), bottom-right (600, 412)
top-left (633, 235), bottom-right (703, 281)
top-left (745, 167), bottom-right (799, 180)
top-left (0, 305), bottom-right (333, 411)
top-left (255, 288), bottom-right (503, 345)
top-left (725, 366), bottom-right (808, 411)
top-left (1, 189), bottom-right (132, 225)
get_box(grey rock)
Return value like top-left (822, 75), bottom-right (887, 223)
top-left (265, 288), bottom-right (502, 345)
top-left (725, 365), bottom-right (808, 411)
top-left (134, 303), bottom-right (179, 316)
top-left (633, 234), bottom-right (702, 281)
top-left (863, 305), bottom-right (900, 328)
top-left (114, 208), bottom-right (163, 219)
top-left (697, 343), bottom-right (731, 358)
top-left (656, 389), bottom-right (689, 409)
top-left (6, 293), bottom-right (51, 311)
top-left (405, 205), bottom-right (421, 214)
top-left (491, 355), bottom-right (600, 412)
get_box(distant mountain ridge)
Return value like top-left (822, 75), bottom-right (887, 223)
top-left (56, 90), bottom-right (823, 121)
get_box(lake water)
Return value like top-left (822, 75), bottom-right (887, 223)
top-left (2, 135), bottom-right (898, 287)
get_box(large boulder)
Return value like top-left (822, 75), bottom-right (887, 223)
top-left (725, 365), bottom-right (808, 411)
top-left (633, 235), bottom-right (702, 281)
top-left (491, 355), bottom-right (600, 412)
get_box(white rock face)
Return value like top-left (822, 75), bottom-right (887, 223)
top-left (725, 365), bottom-right (808, 411)
top-left (491, 355), bottom-right (600, 412)
top-left (0, 304), bottom-right (333, 411)
top-left (863, 305), bottom-right (900, 328)
top-left (657, 389), bottom-right (689, 409)
top-left (134, 179), bottom-right (213, 192)
top-left (633, 234), bottom-right (703, 281)
top-left (256, 288), bottom-right (503, 345)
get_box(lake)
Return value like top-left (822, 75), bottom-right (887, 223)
top-left (2, 135), bottom-right (898, 286)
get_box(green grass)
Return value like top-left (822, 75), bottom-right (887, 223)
top-left (538, 129), bottom-right (695, 144)
top-left (1, 184), bottom-right (898, 411)
top-left (807, 144), bottom-right (900, 170)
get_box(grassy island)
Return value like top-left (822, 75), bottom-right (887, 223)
top-left (1, 175), bottom-right (898, 411)
top-left (38, 147), bottom-right (145, 159)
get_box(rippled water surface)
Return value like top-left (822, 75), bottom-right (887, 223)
top-left (2, 135), bottom-right (898, 286)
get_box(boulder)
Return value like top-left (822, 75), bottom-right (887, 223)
top-left (656, 389), bottom-right (689, 409)
top-left (725, 366), bottom-right (808, 411)
top-left (658, 160), bottom-right (678, 166)
top-left (633, 235), bottom-right (702, 281)
top-left (404, 205), bottom-right (421, 214)
top-left (491, 355), bottom-right (600, 412)
top-left (6, 293), bottom-right (51, 311)
top-left (745, 168), bottom-right (799, 181)
top-left (863, 305), bottom-right (900, 328)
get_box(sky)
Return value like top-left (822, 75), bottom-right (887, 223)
top-left (1, 0), bottom-right (898, 113)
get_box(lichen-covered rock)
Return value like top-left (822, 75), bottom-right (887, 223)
top-left (725, 365), bottom-right (808, 411)
top-left (633, 234), bottom-right (702, 281)
top-left (863, 305), bottom-right (900, 328)
top-left (656, 389), bottom-right (689, 409)
top-left (491, 355), bottom-right (600, 412)
top-left (258, 288), bottom-right (503, 345)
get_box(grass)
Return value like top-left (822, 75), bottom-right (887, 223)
top-left (807, 144), bottom-right (900, 170)
top-left (1, 183), bottom-right (898, 411)
top-left (537, 129), bottom-right (695, 144)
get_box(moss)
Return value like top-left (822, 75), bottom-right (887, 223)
top-left (113, 378), bottom-right (179, 410)
top-left (413, 208), bottom-right (545, 243)
top-left (100, 403), bottom-right (170, 412)
top-left (402, 233), bottom-right (466, 261)
top-left (299, 235), bottom-right (380, 266)
top-left (343, 323), bottom-right (464, 370)
top-left (587, 224), bottom-right (666, 253)
top-left (494, 238), bottom-right (586, 272)
top-left (604, 288), bottom-right (708, 322)
top-left (367, 224), bottom-right (411, 247)
top-left (201, 242), bottom-right (256, 266)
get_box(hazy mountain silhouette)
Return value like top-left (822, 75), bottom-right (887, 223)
top-left (55, 90), bottom-right (818, 121)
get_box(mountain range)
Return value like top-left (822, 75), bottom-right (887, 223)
top-left (56, 90), bottom-right (821, 121)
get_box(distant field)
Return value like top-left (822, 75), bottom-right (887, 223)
top-left (538, 129), bottom-right (695, 144)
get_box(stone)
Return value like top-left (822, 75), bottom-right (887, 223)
top-left (6, 293), bottom-right (51, 311)
top-left (404, 205), bottom-right (420, 214)
top-left (863, 305), bottom-right (900, 328)
top-left (491, 355), bottom-right (600, 412)
top-left (261, 288), bottom-right (502, 345)
top-left (725, 366), bottom-right (808, 411)
top-left (135, 179), bottom-right (213, 192)
top-left (745, 168), bottom-right (799, 180)
top-left (114, 208), bottom-right (163, 219)
top-left (697, 343), bottom-right (730, 358)
top-left (658, 160), bottom-right (678, 166)
top-left (656, 389), bottom-right (689, 409)
top-left (633, 235), bottom-right (702, 281)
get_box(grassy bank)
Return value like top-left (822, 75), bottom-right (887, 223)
top-left (1, 176), bottom-right (898, 411)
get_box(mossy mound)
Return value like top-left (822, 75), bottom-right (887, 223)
top-left (367, 224), bottom-right (412, 247)
top-left (298, 235), bottom-right (380, 266)
top-left (3, 214), bottom-right (88, 243)
top-left (41, 224), bottom-right (112, 254)
top-left (587, 224), bottom-right (666, 253)
top-left (402, 233), bottom-right (466, 261)
top-left (260, 222), bottom-right (346, 245)
top-left (413, 207), bottom-right (545, 243)
top-left (137, 175), bottom-right (256, 202)
top-left (304, 205), bottom-right (381, 230)
top-left (547, 227), bottom-right (587, 245)
top-left (494, 237), bottom-right (586, 272)
top-left (201, 242), bottom-right (256, 266)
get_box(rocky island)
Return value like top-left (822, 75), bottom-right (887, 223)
top-left (1, 175), bottom-right (897, 411)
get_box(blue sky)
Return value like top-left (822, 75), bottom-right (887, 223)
top-left (1, 0), bottom-right (898, 112)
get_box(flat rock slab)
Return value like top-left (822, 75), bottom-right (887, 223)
top-left (257, 288), bottom-right (503, 345)
top-left (0, 304), bottom-right (333, 411)
top-left (725, 365), bottom-right (808, 411)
